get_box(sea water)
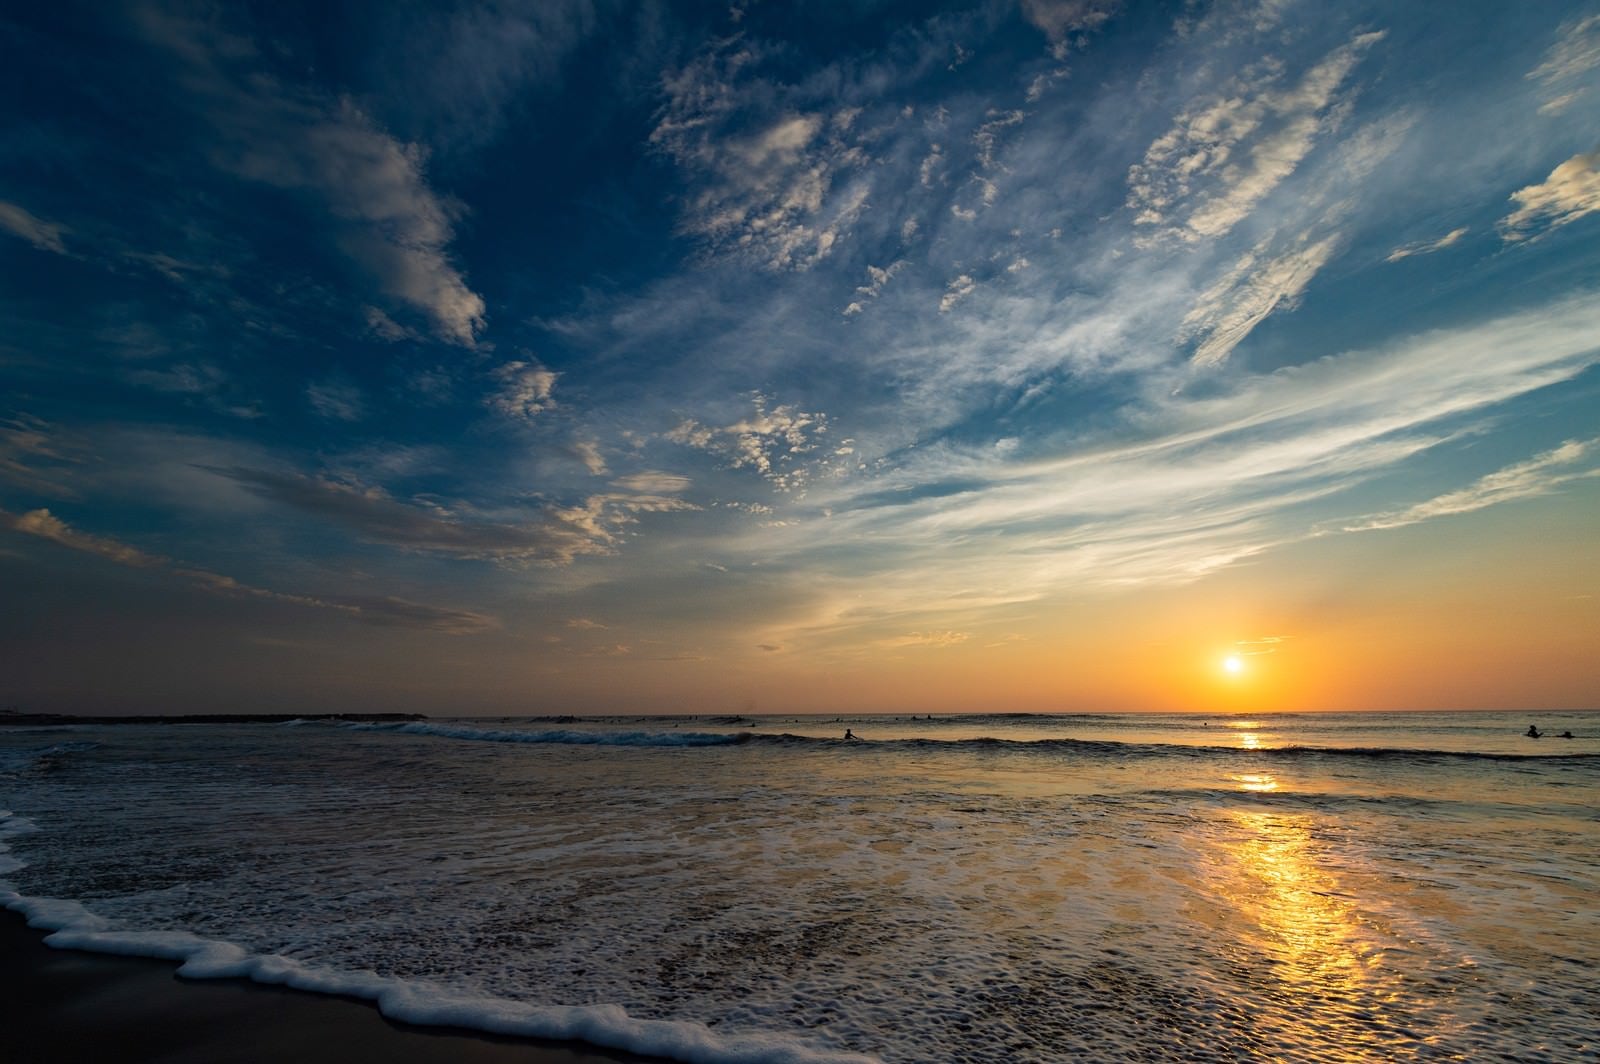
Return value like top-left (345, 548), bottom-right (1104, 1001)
top-left (2, 711), bottom-right (1597, 1062)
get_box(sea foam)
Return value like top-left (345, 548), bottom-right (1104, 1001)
top-left (0, 809), bottom-right (38, 878)
top-left (0, 820), bottom-right (878, 1064)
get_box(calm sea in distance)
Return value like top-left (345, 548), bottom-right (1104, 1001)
top-left (3, 710), bottom-right (1597, 1062)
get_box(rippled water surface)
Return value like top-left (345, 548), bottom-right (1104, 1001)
top-left (3, 711), bottom-right (1597, 1062)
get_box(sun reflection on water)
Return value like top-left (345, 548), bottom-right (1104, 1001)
top-left (1226, 720), bottom-right (1265, 750)
top-left (1223, 809), bottom-right (1392, 1059)
top-left (1233, 773), bottom-right (1279, 792)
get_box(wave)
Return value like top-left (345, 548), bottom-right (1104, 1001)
top-left (0, 740), bottom-right (100, 777)
top-left (336, 720), bottom-right (758, 748)
top-left (326, 720), bottom-right (1600, 764)
top-left (907, 738), bottom-right (1600, 766)
top-left (1148, 741), bottom-right (1600, 764)
top-left (1125, 786), bottom-right (1581, 818)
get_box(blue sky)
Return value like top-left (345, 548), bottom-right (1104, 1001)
top-left (2, 1), bottom-right (1597, 714)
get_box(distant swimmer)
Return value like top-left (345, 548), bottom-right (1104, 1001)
top-left (1526, 725), bottom-right (1542, 739)
top-left (1559, 730), bottom-right (1574, 739)
top-left (844, 728), bottom-right (857, 741)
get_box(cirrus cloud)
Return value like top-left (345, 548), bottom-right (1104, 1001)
top-left (137, 6), bottom-right (487, 345)
top-left (0, 201), bottom-right (68, 254)
top-left (0, 506), bottom-right (496, 633)
top-left (1500, 149), bottom-right (1600, 241)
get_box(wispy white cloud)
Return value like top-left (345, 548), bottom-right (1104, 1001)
top-left (973, 109), bottom-right (1025, 172)
top-left (1234, 635), bottom-right (1287, 656)
top-left (306, 379), bottom-right (366, 422)
top-left (571, 440), bottom-right (608, 476)
top-left (1181, 232), bottom-right (1341, 365)
top-left (334, 596), bottom-right (498, 634)
top-left (1175, 113), bottom-right (1410, 366)
top-left (883, 629), bottom-right (969, 648)
top-left (1020, 0), bottom-right (1120, 58)
top-left (1129, 31), bottom-right (1385, 243)
top-left (364, 306), bottom-right (421, 343)
top-left (0, 507), bottom-right (496, 633)
top-left (1529, 13), bottom-right (1600, 82)
top-left (214, 467), bottom-right (580, 563)
top-left (1385, 226), bottom-right (1467, 262)
top-left (0, 415), bottom-right (78, 498)
top-left (214, 465), bottom-right (694, 566)
top-left (611, 472), bottom-right (692, 494)
top-left (843, 261), bottom-right (906, 316)
top-left (1344, 439), bottom-right (1599, 532)
top-left (2, 507), bottom-right (164, 568)
top-left (138, 7), bottom-right (486, 345)
top-left (1527, 12), bottom-right (1600, 115)
top-left (1500, 149), bottom-right (1600, 241)
top-left (651, 43), bottom-right (875, 270)
top-left (666, 395), bottom-right (831, 491)
top-left (490, 360), bottom-right (558, 418)
top-left (1175, 0), bottom-right (1297, 41)
top-left (645, 15), bottom-right (1027, 277)
top-left (1025, 69), bottom-right (1068, 102)
top-left (118, 361), bottom-right (264, 422)
top-left (258, 101), bottom-right (486, 346)
top-left (939, 274), bottom-right (977, 312)
top-left (1539, 91), bottom-right (1585, 116)
top-left (546, 491), bottom-right (701, 552)
top-left (0, 201), bottom-right (68, 254)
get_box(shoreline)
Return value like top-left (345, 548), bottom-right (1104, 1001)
top-left (1, 911), bottom-right (660, 1064)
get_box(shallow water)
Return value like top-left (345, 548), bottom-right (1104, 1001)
top-left (3, 711), bottom-right (1597, 1062)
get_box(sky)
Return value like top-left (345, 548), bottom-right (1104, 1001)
top-left (1, 0), bottom-right (1597, 716)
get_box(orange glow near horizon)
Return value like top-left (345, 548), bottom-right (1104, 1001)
top-left (528, 549), bottom-right (1599, 714)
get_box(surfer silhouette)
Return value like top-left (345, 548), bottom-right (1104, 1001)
top-left (1525, 725), bottom-right (1542, 739)
top-left (844, 728), bottom-right (856, 741)
top-left (1559, 730), bottom-right (1574, 739)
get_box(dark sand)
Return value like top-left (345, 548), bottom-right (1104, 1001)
top-left (2, 912), bottom-right (661, 1063)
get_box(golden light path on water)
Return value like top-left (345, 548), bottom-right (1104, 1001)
top-left (1226, 808), bottom-right (1366, 1059)
top-left (1214, 769), bottom-right (1452, 1062)
top-left (1226, 720), bottom-right (1266, 750)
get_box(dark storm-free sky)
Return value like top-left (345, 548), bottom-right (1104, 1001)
top-left (2, 1), bottom-right (1597, 714)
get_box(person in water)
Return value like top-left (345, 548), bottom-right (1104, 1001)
top-left (1526, 724), bottom-right (1542, 738)
top-left (1559, 730), bottom-right (1574, 739)
top-left (844, 728), bottom-right (856, 740)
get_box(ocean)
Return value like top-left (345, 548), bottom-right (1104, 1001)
top-left (2, 711), bottom-right (1597, 1062)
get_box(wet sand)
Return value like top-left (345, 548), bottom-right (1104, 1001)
top-left (1, 911), bottom-right (659, 1064)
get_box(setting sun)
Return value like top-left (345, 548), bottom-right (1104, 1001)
top-left (1223, 655), bottom-right (1245, 676)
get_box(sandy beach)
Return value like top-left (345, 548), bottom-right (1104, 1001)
top-left (1, 911), bottom-right (658, 1064)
